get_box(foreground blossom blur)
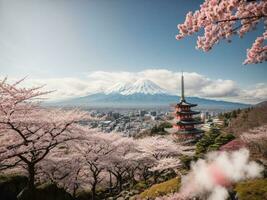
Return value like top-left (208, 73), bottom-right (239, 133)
top-left (157, 149), bottom-right (263, 200)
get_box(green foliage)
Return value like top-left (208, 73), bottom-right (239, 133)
top-left (235, 179), bottom-right (267, 200)
top-left (195, 128), bottom-right (220, 156)
top-left (140, 177), bottom-right (180, 199)
top-left (195, 128), bottom-right (235, 157)
top-left (136, 122), bottom-right (172, 138)
top-left (132, 181), bottom-right (148, 191)
top-left (214, 133), bottom-right (235, 147)
top-left (180, 155), bottom-right (197, 170)
top-left (151, 122), bottom-right (172, 135)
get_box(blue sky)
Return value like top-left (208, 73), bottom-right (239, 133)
top-left (0, 0), bottom-right (266, 103)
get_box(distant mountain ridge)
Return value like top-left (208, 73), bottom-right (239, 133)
top-left (52, 79), bottom-right (250, 110)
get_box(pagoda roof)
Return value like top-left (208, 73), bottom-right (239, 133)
top-left (176, 110), bottom-right (200, 115)
top-left (170, 118), bottom-right (203, 124)
top-left (176, 120), bottom-right (203, 125)
top-left (176, 128), bottom-right (204, 135)
top-left (165, 127), bottom-right (204, 135)
top-left (176, 100), bottom-right (197, 107)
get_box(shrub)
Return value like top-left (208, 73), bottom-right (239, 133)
top-left (180, 155), bottom-right (197, 170)
top-left (150, 122), bottom-right (172, 135)
top-left (195, 128), bottom-right (220, 156)
top-left (139, 177), bottom-right (180, 199)
top-left (196, 128), bottom-right (235, 156)
top-left (132, 181), bottom-right (148, 192)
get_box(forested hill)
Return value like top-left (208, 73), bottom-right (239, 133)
top-left (221, 101), bottom-right (267, 136)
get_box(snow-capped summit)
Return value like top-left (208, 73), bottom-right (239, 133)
top-left (122, 79), bottom-right (168, 95)
top-left (104, 82), bottom-right (131, 95)
top-left (105, 79), bottom-right (168, 95)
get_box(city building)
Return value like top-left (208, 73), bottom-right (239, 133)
top-left (166, 73), bottom-right (204, 144)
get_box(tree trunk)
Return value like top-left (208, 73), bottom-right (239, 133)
top-left (91, 173), bottom-right (98, 200)
top-left (91, 183), bottom-right (96, 200)
top-left (118, 175), bottom-right (123, 192)
top-left (18, 163), bottom-right (36, 200)
top-left (109, 171), bottom-right (113, 194)
top-left (28, 163), bottom-right (35, 191)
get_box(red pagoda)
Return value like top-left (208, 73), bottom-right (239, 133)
top-left (166, 73), bottom-right (204, 144)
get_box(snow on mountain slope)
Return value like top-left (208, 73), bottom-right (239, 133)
top-left (104, 82), bottom-right (132, 94)
top-left (105, 79), bottom-right (169, 95)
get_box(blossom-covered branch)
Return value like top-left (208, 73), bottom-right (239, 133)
top-left (176, 0), bottom-right (267, 64)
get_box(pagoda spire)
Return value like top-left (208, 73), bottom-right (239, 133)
top-left (181, 72), bottom-right (185, 102)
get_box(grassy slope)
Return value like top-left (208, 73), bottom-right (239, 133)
top-left (139, 177), bottom-right (267, 200)
top-left (139, 177), bottom-right (180, 199)
top-left (235, 178), bottom-right (267, 200)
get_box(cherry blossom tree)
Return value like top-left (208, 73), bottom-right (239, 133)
top-left (74, 133), bottom-right (120, 199)
top-left (37, 149), bottom-right (84, 197)
top-left (0, 78), bottom-right (89, 195)
top-left (241, 124), bottom-right (267, 155)
top-left (176, 0), bottom-right (267, 64)
top-left (219, 139), bottom-right (246, 151)
top-left (136, 136), bottom-right (183, 183)
top-left (0, 79), bottom-right (189, 199)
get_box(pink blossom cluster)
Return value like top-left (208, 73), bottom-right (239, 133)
top-left (176, 0), bottom-right (267, 64)
top-left (36, 134), bottom-right (186, 196)
top-left (241, 124), bottom-right (267, 146)
top-left (243, 30), bottom-right (267, 64)
top-left (219, 139), bottom-right (246, 152)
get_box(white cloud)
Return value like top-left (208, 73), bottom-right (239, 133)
top-left (5, 69), bottom-right (266, 104)
top-left (238, 83), bottom-right (267, 103)
top-left (200, 79), bottom-right (239, 98)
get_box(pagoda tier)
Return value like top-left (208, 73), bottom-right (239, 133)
top-left (166, 127), bottom-right (204, 135)
top-left (176, 120), bottom-right (203, 125)
top-left (176, 101), bottom-right (197, 107)
top-left (166, 73), bottom-right (204, 144)
top-left (170, 118), bottom-right (202, 125)
top-left (176, 110), bottom-right (200, 115)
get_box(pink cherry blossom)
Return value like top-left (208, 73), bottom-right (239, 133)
top-left (176, 0), bottom-right (267, 64)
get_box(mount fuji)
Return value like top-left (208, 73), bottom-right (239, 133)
top-left (104, 79), bottom-right (168, 95)
top-left (53, 79), bottom-right (249, 110)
